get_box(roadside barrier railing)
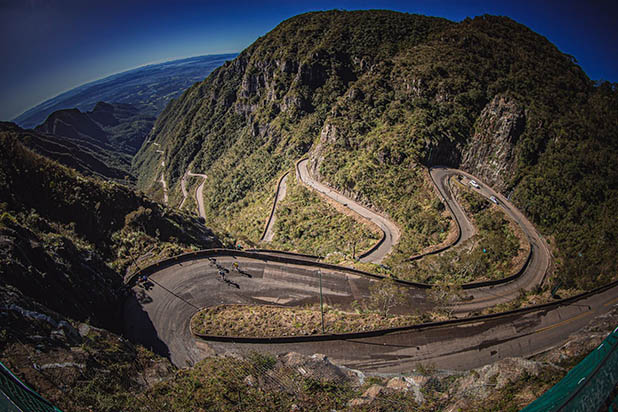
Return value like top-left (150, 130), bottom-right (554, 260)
top-left (125, 247), bottom-right (534, 291)
top-left (189, 274), bottom-right (618, 344)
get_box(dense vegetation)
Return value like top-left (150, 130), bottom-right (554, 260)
top-left (135, 10), bottom-right (617, 290)
top-left (513, 83), bottom-right (618, 289)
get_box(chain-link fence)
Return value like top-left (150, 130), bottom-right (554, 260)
top-left (0, 362), bottom-right (62, 412)
top-left (521, 326), bottom-right (618, 412)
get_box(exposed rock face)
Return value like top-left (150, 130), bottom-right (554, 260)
top-left (278, 352), bottom-right (359, 383)
top-left (347, 384), bottom-right (385, 407)
top-left (460, 95), bottom-right (525, 192)
top-left (456, 357), bottom-right (546, 399)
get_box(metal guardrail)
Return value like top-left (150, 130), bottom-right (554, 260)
top-left (191, 281), bottom-right (618, 343)
top-left (124, 247), bottom-right (615, 344)
top-left (191, 277), bottom-right (618, 344)
top-left (245, 249), bottom-right (321, 260)
top-left (126, 244), bottom-right (534, 291)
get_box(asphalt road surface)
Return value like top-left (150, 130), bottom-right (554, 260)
top-left (429, 167), bottom-right (551, 313)
top-left (179, 170), bottom-right (189, 209)
top-left (297, 159), bottom-right (400, 263)
top-left (158, 173), bottom-right (168, 205)
top-left (187, 170), bottom-right (208, 219)
top-left (429, 168), bottom-right (476, 246)
top-left (123, 251), bottom-right (617, 373)
top-left (121, 164), bottom-right (589, 374)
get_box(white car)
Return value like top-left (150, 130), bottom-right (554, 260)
top-left (489, 196), bottom-right (498, 204)
top-left (469, 180), bottom-right (480, 189)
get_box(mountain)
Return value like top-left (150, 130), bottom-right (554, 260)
top-left (13, 53), bottom-right (237, 129)
top-left (36, 101), bottom-right (154, 154)
top-left (0, 124), bottom-right (220, 329)
top-left (133, 10), bottom-right (618, 290)
top-left (0, 125), bottom-right (220, 410)
top-left (5, 102), bottom-right (155, 183)
top-left (2, 120), bottom-right (132, 181)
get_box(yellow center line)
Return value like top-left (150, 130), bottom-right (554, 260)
top-left (533, 311), bottom-right (592, 335)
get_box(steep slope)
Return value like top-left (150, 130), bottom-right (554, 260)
top-left (13, 53), bottom-right (237, 129)
top-left (134, 10), bottom-right (452, 246)
top-left (37, 101), bottom-right (154, 155)
top-left (0, 128), bottom-right (220, 330)
top-left (28, 102), bottom-right (155, 182)
top-left (134, 10), bottom-right (617, 289)
top-left (2, 121), bottom-right (131, 181)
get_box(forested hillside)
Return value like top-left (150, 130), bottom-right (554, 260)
top-left (133, 10), bottom-right (618, 289)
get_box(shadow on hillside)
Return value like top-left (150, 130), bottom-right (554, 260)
top-left (122, 291), bottom-right (170, 358)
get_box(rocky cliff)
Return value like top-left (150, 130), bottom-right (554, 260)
top-left (460, 95), bottom-right (526, 191)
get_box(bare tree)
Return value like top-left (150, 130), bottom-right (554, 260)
top-left (367, 277), bottom-right (407, 317)
top-left (427, 280), bottom-right (464, 318)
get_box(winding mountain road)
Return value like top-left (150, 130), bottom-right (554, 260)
top-left (429, 167), bottom-right (476, 248)
top-left (120, 163), bottom-right (586, 375)
top-left (158, 173), bottom-right (168, 205)
top-left (187, 171), bottom-right (208, 219)
top-left (428, 167), bottom-right (551, 312)
top-left (123, 250), bottom-right (617, 373)
top-left (297, 159), bottom-right (400, 263)
top-left (179, 171), bottom-right (189, 209)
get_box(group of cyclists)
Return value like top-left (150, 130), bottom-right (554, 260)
top-left (138, 257), bottom-right (247, 290)
top-left (208, 258), bottom-right (244, 286)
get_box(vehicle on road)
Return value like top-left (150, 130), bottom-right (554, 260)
top-left (489, 195), bottom-right (498, 204)
top-left (469, 180), bottom-right (480, 189)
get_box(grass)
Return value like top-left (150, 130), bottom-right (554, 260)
top-left (372, 168), bottom-right (454, 276)
top-left (267, 171), bottom-right (381, 260)
top-left (191, 304), bottom-right (422, 337)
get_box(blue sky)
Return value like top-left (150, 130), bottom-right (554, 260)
top-left (1, 0), bottom-right (617, 121)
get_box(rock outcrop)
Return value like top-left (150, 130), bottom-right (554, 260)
top-left (460, 95), bottom-right (525, 192)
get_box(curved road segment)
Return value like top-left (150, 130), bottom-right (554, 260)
top-left (123, 164), bottom-right (560, 373)
top-left (297, 159), bottom-right (400, 263)
top-left (123, 252), bottom-right (618, 373)
top-left (429, 167), bottom-right (551, 312)
top-left (186, 171), bottom-right (208, 220)
top-left (158, 174), bottom-right (169, 205)
top-left (179, 171), bottom-right (190, 209)
top-left (429, 168), bottom-right (475, 247)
